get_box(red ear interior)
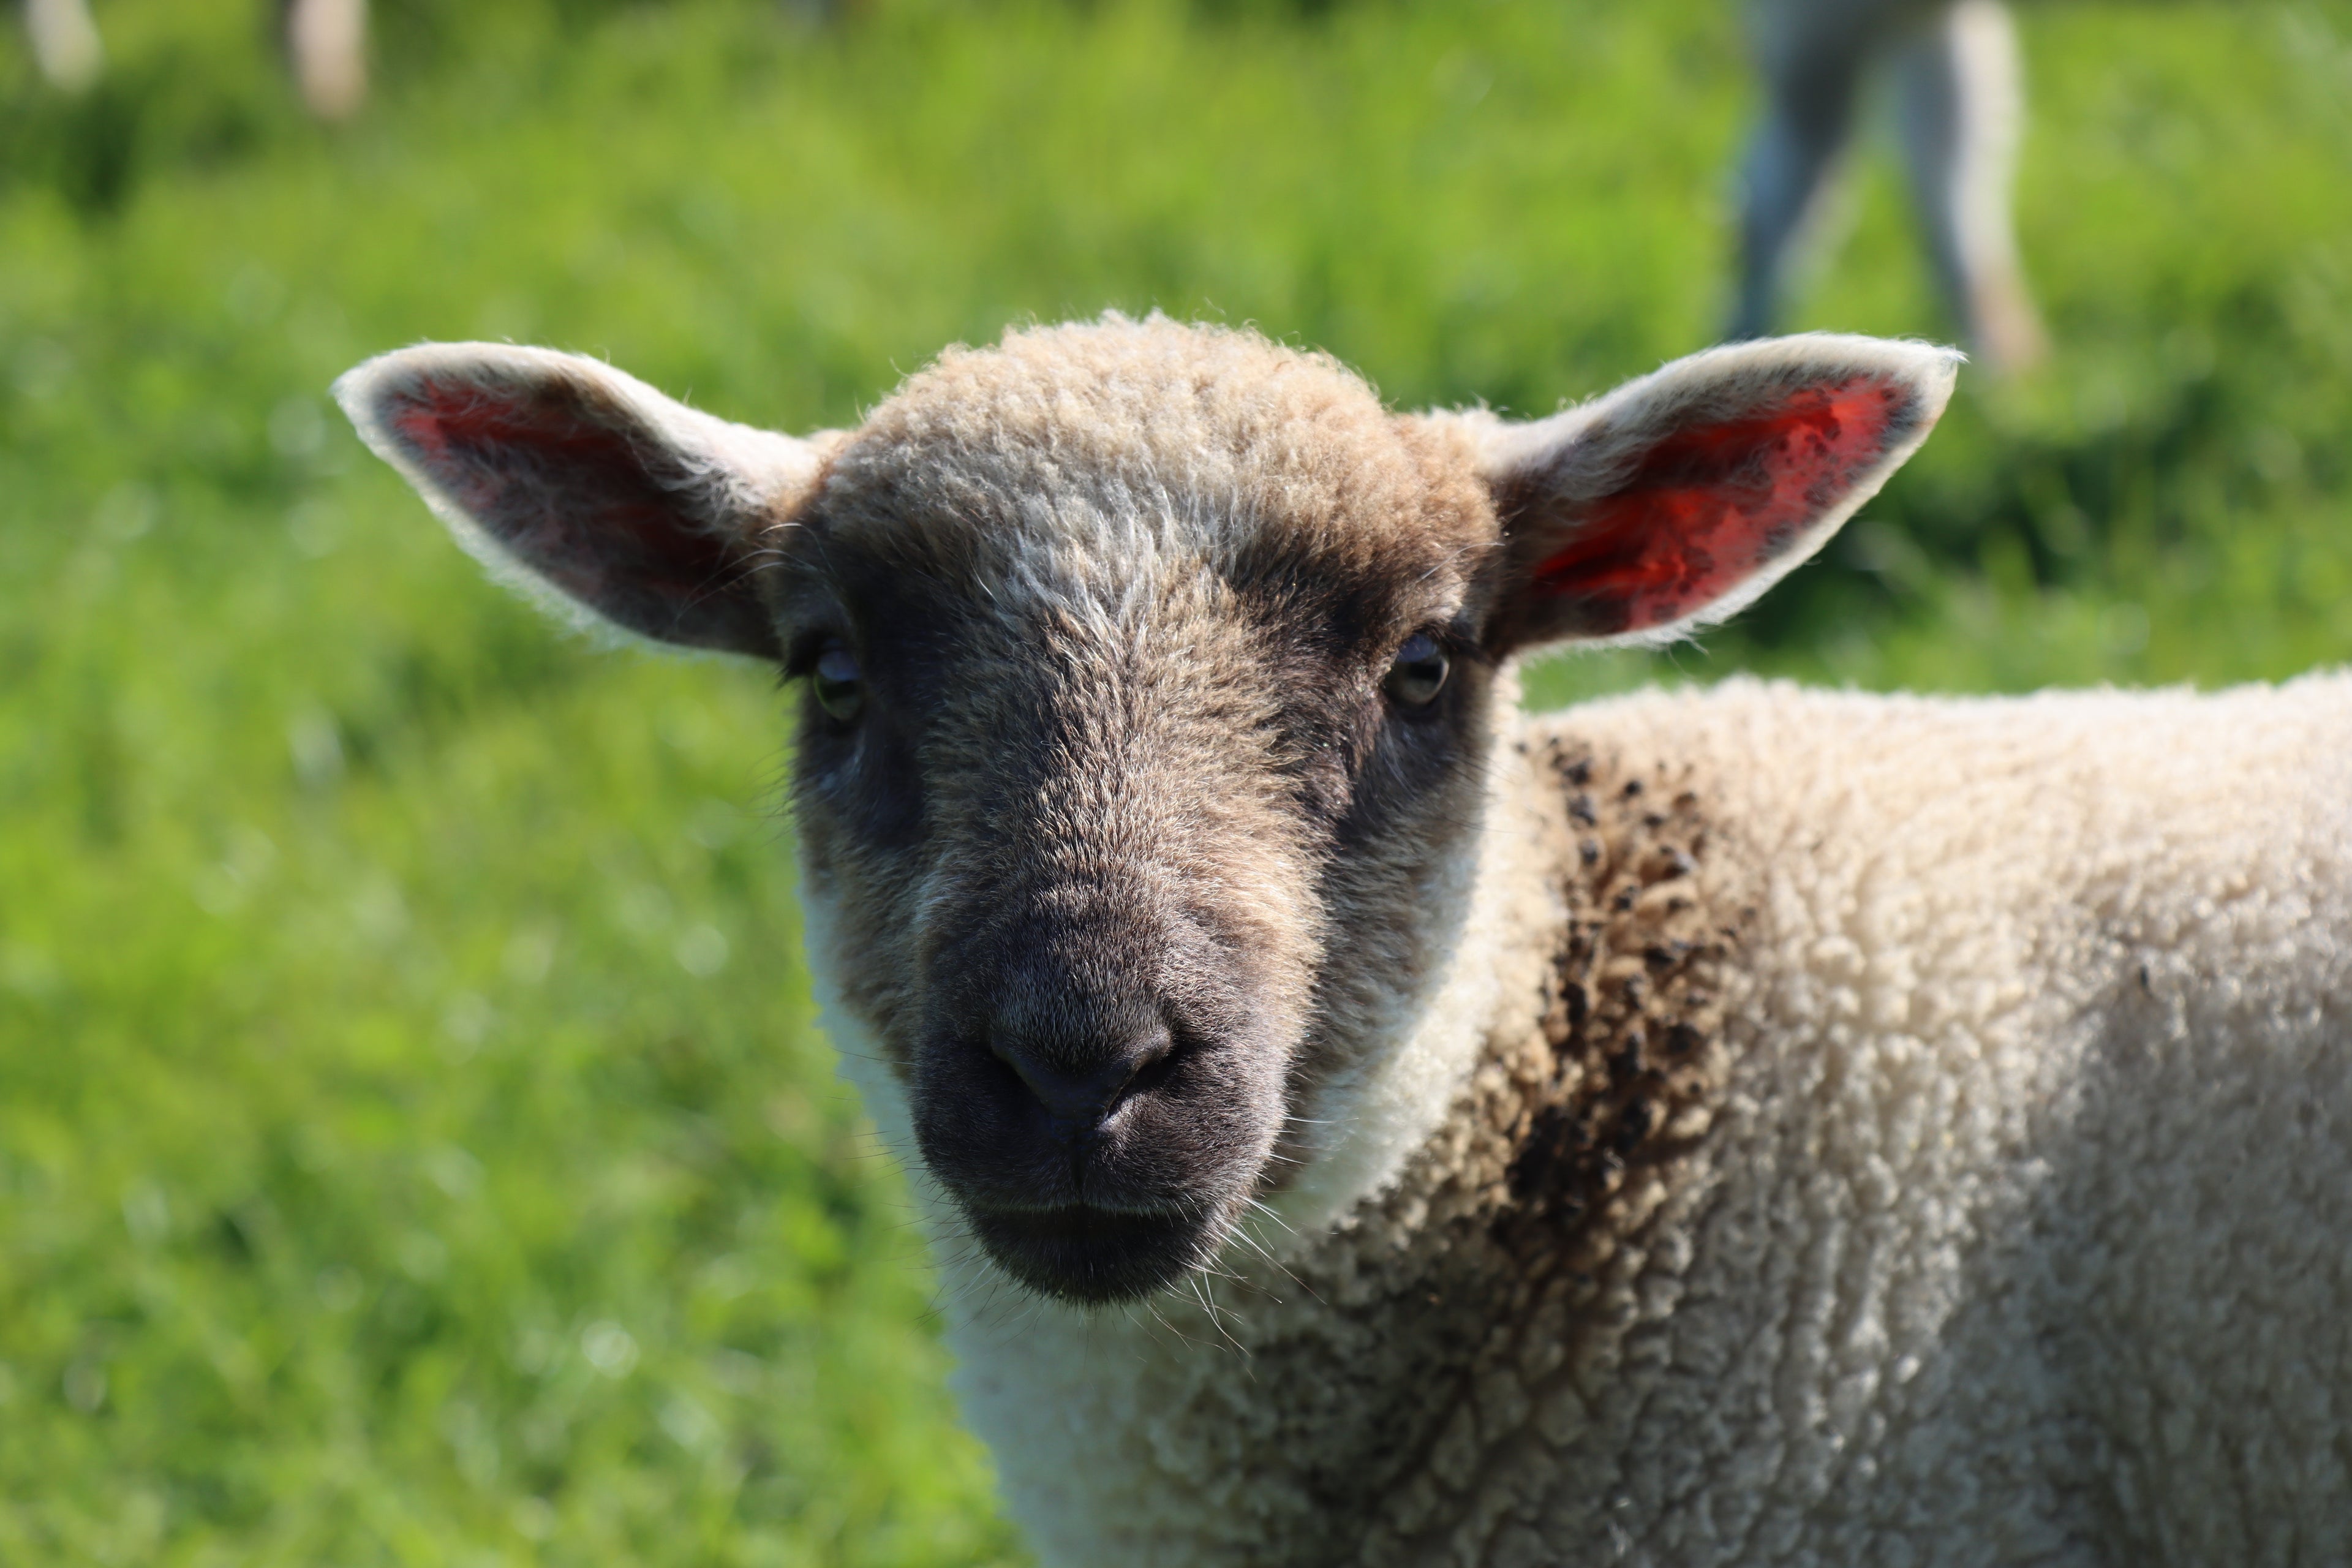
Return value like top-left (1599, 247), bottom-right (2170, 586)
top-left (1521, 376), bottom-right (1914, 638)
top-left (386, 374), bottom-right (777, 656)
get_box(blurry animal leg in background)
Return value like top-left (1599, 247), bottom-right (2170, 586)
top-left (286, 0), bottom-right (368, 122)
top-left (1729, 0), bottom-right (1882, 342)
top-left (24, 0), bottom-right (104, 91)
top-left (1891, 0), bottom-right (2046, 373)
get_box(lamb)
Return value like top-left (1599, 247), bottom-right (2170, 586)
top-left (1733, 0), bottom-right (2046, 374)
top-left (336, 315), bottom-right (2352, 1566)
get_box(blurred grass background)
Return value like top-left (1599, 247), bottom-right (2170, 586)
top-left (1, 0), bottom-right (2347, 1561)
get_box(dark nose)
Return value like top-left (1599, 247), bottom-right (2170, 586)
top-left (989, 1022), bottom-right (1174, 1132)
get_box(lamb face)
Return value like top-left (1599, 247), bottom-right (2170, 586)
top-left (769, 326), bottom-right (1511, 1300)
top-left (337, 316), bottom-right (1957, 1307)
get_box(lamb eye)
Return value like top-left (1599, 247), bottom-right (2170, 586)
top-left (1383, 632), bottom-right (1449, 708)
top-left (812, 641), bottom-right (864, 723)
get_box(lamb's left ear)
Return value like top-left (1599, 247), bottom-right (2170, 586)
top-left (335, 343), bottom-right (829, 660)
top-left (1473, 333), bottom-right (1960, 653)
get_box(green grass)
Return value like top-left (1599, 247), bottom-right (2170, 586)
top-left (1, 0), bottom-right (2347, 1561)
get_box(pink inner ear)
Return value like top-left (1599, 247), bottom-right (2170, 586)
top-left (1529, 377), bottom-right (1912, 635)
top-left (388, 375), bottom-right (731, 615)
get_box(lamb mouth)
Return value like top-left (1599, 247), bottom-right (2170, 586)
top-left (965, 1201), bottom-right (1215, 1305)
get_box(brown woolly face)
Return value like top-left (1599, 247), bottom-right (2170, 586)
top-left (764, 327), bottom-right (1507, 1302)
top-left (337, 317), bottom-right (1956, 1305)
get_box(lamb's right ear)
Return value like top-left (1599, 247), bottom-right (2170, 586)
top-left (335, 344), bottom-right (828, 660)
top-left (1472, 333), bottom-right (1960, 655)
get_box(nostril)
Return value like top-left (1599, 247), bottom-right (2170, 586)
top-left (989, 1024), bottom-right (1175, 1127)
